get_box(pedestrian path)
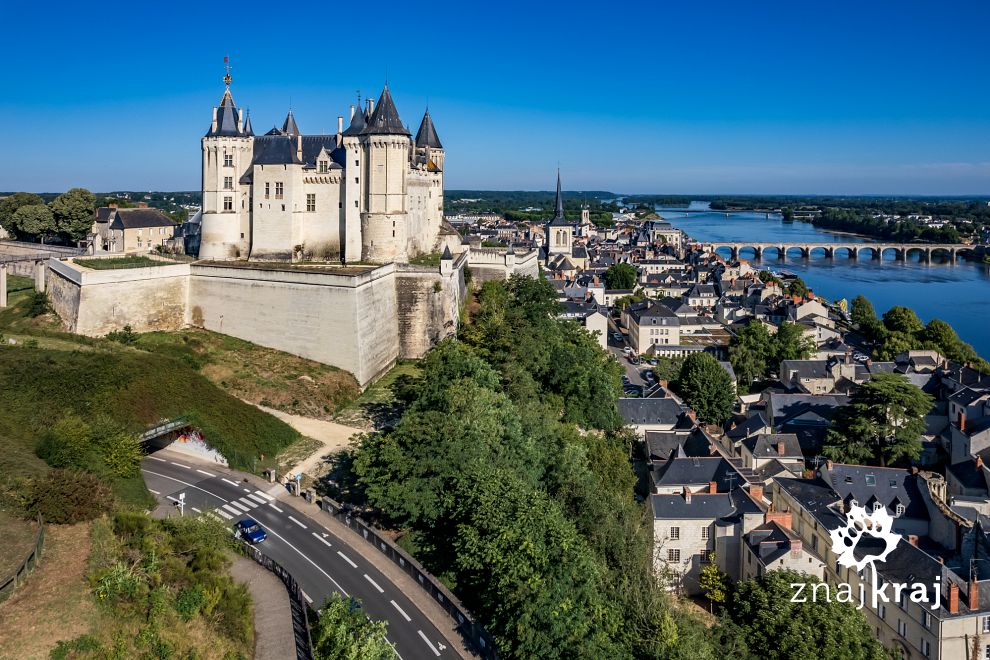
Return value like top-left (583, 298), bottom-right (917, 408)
top-left (229, 556), bottom-right (297, 660)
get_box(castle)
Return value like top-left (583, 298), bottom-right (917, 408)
top-left (199, 70), bottom-right (445, 263)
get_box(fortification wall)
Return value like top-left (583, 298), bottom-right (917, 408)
top-left (467, 247), bottom-right (539, 283)
top-left (188, 263), bottom-right (398, 385)
top-left (47, 259), bottom-right (190, 335)
top-left (394, 253), bottom-right (466, 358)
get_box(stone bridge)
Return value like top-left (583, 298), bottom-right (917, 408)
top-left (702, 241), bottom-right (974, 262)
top-left (0, 242), bottom-right (85, 307)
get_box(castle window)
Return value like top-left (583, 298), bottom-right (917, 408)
top-left (667, 549), bottom-right (680, 562)
top-left (339, 202), bottom-right (342, 209)
top-left (354, 200), bottom-right (358, 208)
top-left (319, 161), bottom-right (329, 173)
top-left (265, 182), bottom-right (270, 199)
top-left (275, 182), bottom-right (284, 199)
top-left (306, 194), bottom-right (316, 212)
top-left (224, 153), bottom-right (233, 167)
top-left (223, 196), bottom-right (233, 211)
top-left (355, 177), bottom-right (359, 184)
top-left (223, 176), bottom-right (233, 190)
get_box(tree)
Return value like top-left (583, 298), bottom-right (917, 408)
top-left (719, 570), bottom-right (886, 660)
top-left (11, 204), bottom-right (55, 238)
top-left (676, 353), bottom-right (734, 425)
top-left (850, 295), bottom-right (876, 329)
top-left (49, 187), bottom-right (96, 241)
top-left (0, 192), bottom-right (44, 234)
top-left (771, 322), bottom-right (814, 365)
top-left (919, 318), bottom-right (979, 364)
top-left (311, 594), bottom-right (397, 660)
top-left (786, 277), bottom-right (808, 299)
top-left (652, 356), bottom-right (684, 385)
top-left (882, 305), bottom-right (923, 335)
top-left (823, 372), bottom-right (933, 466)
top-left (729, 321), bottom-right (772, 387)
top-left (603, 263), bottom-right (638, 290)
top-left (698, 553), bottom-right (728, 612)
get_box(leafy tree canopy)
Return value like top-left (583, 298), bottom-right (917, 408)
top-left (312, 594), bottom-right (397, 660)
top-left (603, 263), bottom-right (638, 290)
top-left (11, 204), bottom-right (55, 237)
top-left (675, 352), bottom-right (734, 425)
top-left (50, 187), bottom-right (96, 241)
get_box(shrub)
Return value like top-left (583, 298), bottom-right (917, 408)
top-left (24, 469), bottom-right (114, 523)
top-left (94, 561), bottom-right (146, 605)
top-left (106, 325), bottom-right (138, 345)
top-left (36, 415), bottom-right (95, 470)
top-left (174, 584), bottom-right (206, 621)
top-left (26, 291), bottom-right (50, 317)
top-left (50, 634), bottom-right (103, 660)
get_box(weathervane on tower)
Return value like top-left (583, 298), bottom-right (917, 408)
top-left (223, 55), bottom-right (232, 87)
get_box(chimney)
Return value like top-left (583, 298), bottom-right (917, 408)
top-left (949, 582), bottom-right (959, 614)
top-left (750, 484), bottom-right (764, 502)
top-left (789, 538), bottom-right (802, 553)
top-left (970, 577), bottom-right (980, 611)
top-left (908, 534), bottom-right (919, 546)
top-left (777, 440), bottom-right (786, 456)
top-left (825, 459), bottom-right (833, 471)
top-left (979, 454), bottom-right (985, 469)
top-left (349, 104), bottom-right (355, 120)
top-left (960, 410), bottom-right (967, 431)
top-left (297, 134), bottom-right (303, 161)
top-left (709, 481), bottom-right (718, 494)
top-left (211, 106), bottom-right (218, 133)
top-left (367, 98), bottom-right (374, 115)
top-left (683, 486), bottom-right (692, 504)
top-left (765, 509), bottom-right (792, 529)
top-left (337, 115), bottom-right (343, 135)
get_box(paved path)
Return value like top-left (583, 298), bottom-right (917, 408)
top-left (229, 556), bottom-right (297, 660)
top-left (142, 448), bottom-right (469, 659)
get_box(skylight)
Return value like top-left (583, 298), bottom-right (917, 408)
top-left (865, 474), bottom-right (876, 486)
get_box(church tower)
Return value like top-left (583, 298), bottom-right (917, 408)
top-left (546, 170), bottom-right (573, 257)
top-left (199, 62), bottom-right (253, 259)
top-left (360, 85), bottom-right (411, 263)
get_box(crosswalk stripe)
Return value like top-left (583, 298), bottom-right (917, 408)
top-left (237, 497), bottom-right (259, 509)
top-left (215, 509), bottom-right (233, 520)
top-left (222, 504), bottom-right (242, 516)
top-left (288, 516), bottom-right (307, 529)
top-left (268, 503), bottom-right (283, 513)
top-left (228, 500), bottom-right (251, 513)
top-left (245, 493), bottom-right (268, 504)
top-left (254, 490), bottom-right (275, 501)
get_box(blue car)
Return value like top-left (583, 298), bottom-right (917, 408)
top-left (235, 518), bottom-right (267, 543)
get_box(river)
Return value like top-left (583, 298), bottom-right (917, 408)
top-left (656, 206), bottom-right (990, 358)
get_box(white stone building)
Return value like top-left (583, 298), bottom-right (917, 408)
top-left (198, 71), bottom-right (444, 264)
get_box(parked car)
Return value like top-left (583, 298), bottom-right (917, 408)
top-left (642, 369), bottom-right (656, 381)
top-left (613, 332), bottom-right (623, 342)
top-left (623, 346), bottom-right (633, 355)
top-left (235, 518), bottom-right (267, 543)
top-left (648, 359), bottom-right (658, 366)
top-left (628, 356), bottom-right (640, 365)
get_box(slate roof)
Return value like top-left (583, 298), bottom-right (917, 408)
top-left (617, 397), bottom-right (685, 426)
top-left (765, 392), bottom-right (850, 426)
top-left (107, 208), bottom-right (175, 230)
top-left (651, 492), bottom-right (736, 520)
top-left (645, 428), bottom-right (713, 462)
top-left (362, 85), bottom-right (409, 135)
top-left (746, 520), bottom-right (802, 564)
top-left (820, 464), bottom-right (927, 520)
top-left (947, 458), bottom-right (988, 492)
top-left (727, 411), bottom-right (770, 440)
top-left (282, 110), bottom-right (300, 136)
top-left (206, 87), bottom-right (246, 137)
top-left (653, 456), bottom-right (744, 491)
top-left (742, 433), bottom-right (803, 459)
top-left (251, 135), bottom-right (302, 165)
top-left (414, 110), bottom-right (442, 149)
top-left (342, 104), bottom-right (367, 136)
top-left (627, 300), bottom-right (678, 325)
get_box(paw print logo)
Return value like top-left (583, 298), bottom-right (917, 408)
top-left (829, 504), bottom-right (900, 571)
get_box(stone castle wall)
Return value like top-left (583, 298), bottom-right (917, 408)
top-left (395, 253), bottom-right (466, 358)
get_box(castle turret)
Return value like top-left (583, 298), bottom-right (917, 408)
top-left (415, 109), bottom-right (444, 172)
top-left (199, 62), bottom-right (253, 259)
top-left (360, 85), bottom-right (411, 263)
top-left (340, 99), bottom-right (367, 263)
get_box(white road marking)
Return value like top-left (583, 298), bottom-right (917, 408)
top-left (141, 469), bottom-right (230, 503)
top-left (312, 533), bottom-right (332, 548)
top-left (237, 497), bottom-right (259, 509)
top-left (222, 478), bottom-right (239, 486)
top-left (337, 551), bottom-right (357, 568)
top-left (390, 600), bottom-right (412, 622)
top-left (364, 574), bottom-right (384, 593)
top-left (228, 500), bottom-right (251, 513)
top-left (149, 456), bottom-right (167, 462)
top-left (148, 489), bottom-right (160, 494)
top-left (245, 493), bottom-right (268, 504)
top-left (207, 513), bottom-right (225, 522)
top-left (167, 495), bottom-right (183, 503)
top-left (417, 630), bottom-right (441, 656)
top-left (243, 488), bottom-right (252, 493)
top-left (215, 509), bottom-right (233, 520)
top-left (222, 504), bottom-right (242, 516)
top-left (254, 490), bottom-right (275, 501)
top-left (170, 461), bottom-right (191, 469)
top-left (268, 503), bottom-right (284, 513)
top-left (196, 469), bottom-right (216, 477)
top-left (288, 516), bottom-right (307, 529)
top-left (301, 590), bottom-right (313, 604)
top-left (191, 507), bottom-right (202, 514)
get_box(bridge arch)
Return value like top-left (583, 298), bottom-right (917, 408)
top-left (808, 246), bottom-right (831, 259)
top-left (784, 245), bottom-right (806, 259)
top-left (833, 246), bottom-right (857, 259)
top-left (880, 246), bottom-right (903, 261)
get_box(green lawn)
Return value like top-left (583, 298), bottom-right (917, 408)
top-left (408, 252), bottom-right (441, 267)
top-left (73, 256), bottom-right (174, 270)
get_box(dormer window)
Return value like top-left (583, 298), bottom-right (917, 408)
top-left (873, 502), bottom-right (883, 512)
top-left (319, 160), bottom-right (329, 173)
top-left (895, 504), bottom-right (905, 517)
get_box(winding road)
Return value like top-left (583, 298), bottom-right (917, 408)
top-left (141, 449), bottom-right (464, 659)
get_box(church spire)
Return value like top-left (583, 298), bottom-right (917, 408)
top-left (548, 169), bottom-right (570, 226)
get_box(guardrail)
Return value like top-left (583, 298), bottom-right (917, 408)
top-left (240, 540), bottom-right (314, 660)
top-left (319, 497), bottom-right (498, 658)
top-left (0, 515), bottom-right (45, 603)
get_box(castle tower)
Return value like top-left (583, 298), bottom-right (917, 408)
top-left (546, 170), bottom-right (573, 257)
top-left (360, 85), bottom-right (411, 263)
top-left (340, 102), bottom-right (367, 263)
top-left (199, 63), bottom-right (253, 259)
top-left (414, 109), bottom-right (445, 255)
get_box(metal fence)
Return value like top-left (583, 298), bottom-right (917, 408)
top-left (0, 516), bottom-right (45, 603)
top-left (319, 497), bottom-right (499, 658)
top-left (240, 540), bottom-right (314, 660)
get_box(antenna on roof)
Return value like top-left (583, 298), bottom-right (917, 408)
top-left (723, 473), bottom-right (738, 491)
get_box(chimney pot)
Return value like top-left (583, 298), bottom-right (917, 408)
top-left (949, 583), bottom-right (960, 614)
top-left (978, 454), bottom-right (984, 468)
top-left (709, 481), bottom-right (718, 494)
top-left (825, 459), bottom-right (833, 470)
top-left (908, 534), bottom-right (919, 546)
top-left (683, 486), bottom-right (692, 504)
top-left (777, 440), bottom-right (786, 456)
top-left (750, 484), bottom-right (764, 502)
top-left (960, 410), bottom-right (968, 431)
top-left (970, 577), bottom-right (980, 611)
top-left (337, 115), bottom-right (343, 134)
top-left (349, 104), bottom-right (355, 120)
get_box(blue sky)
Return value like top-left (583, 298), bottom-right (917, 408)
top-left (2, 0), bottom-right (988, 194)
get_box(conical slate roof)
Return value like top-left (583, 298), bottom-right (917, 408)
top-left (208, 87), bottom-right (244, 137)
top-left (242, 110), bottom-right (254, 136)
top-left (415, 110), bottom-right (443, 149)
top-left (282, 110), bottom-right (300, 136)
top-left (362, 85), bottom-right (410, 136)
top-left (548, 170), bottom-right (571, 226)
top-left (342, 103), bottom-right (367, 136)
